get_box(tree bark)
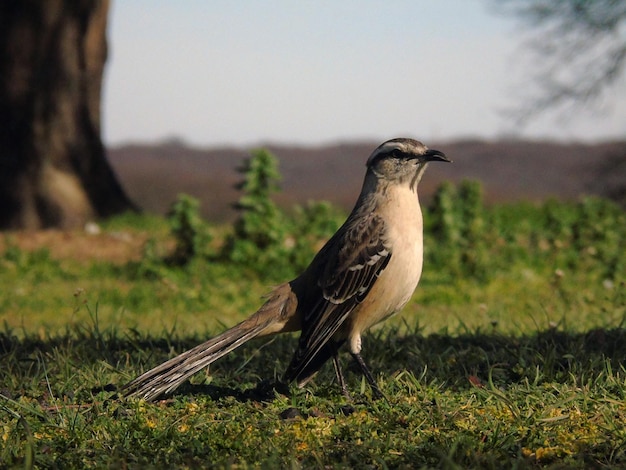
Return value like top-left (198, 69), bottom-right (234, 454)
top-left (0, 0), bottom-right (136, 230)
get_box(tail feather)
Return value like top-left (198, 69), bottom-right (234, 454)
top-left (123, 282), bottom-right (299, 401)
top-left (123, 318), bottom-right (273, 401)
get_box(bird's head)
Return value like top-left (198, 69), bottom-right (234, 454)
top-left (366, 138), bottom-right (450, 188)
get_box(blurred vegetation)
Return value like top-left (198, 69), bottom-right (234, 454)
top-left (220, 149), bottom-right (345, 278)
top-left (425, 179), bottom-right (625, 284)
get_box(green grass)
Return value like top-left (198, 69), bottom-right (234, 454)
top-left (2, 321), bottom-right (626, 468)
top-left (1, 199), bottom-right (626, 468)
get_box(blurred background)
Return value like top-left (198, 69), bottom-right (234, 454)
top-left (1, 0), bottom-right (625, 228)
top-left (104, 1), bottom-right (626, 147)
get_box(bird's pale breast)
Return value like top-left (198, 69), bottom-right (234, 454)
top-left (345, 183), bottom-right (424, 350)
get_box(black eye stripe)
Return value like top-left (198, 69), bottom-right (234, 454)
top-left (367, 147), bottom-right (405, 166)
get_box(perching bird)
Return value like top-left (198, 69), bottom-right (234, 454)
top-left (124, 138), bottom-right (450, 401)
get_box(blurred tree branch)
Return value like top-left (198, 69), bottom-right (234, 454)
top-left (494, 0), bottom-right (626, 123)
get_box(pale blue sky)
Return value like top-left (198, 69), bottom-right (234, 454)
top-left (103, 1), bottom-right (626, 147)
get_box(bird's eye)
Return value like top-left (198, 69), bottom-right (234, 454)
top-left (391, 149), bottom-right (404, 158)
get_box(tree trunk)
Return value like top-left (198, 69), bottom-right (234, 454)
top-left (0, 0), bottom-right (136, 230)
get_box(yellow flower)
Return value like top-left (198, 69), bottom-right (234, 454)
top-left (185, 402), bottom-right (199, 414)
top-left (535, 447), bottom-right (555, 461)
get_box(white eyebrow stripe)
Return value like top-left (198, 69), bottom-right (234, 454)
top-left (378, 141), bottom-right (404, 152)
top-left (371, 142), bottom-right (404, 158)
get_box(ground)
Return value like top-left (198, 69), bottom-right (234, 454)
top-left (0, 227), bottom-right (149, 264)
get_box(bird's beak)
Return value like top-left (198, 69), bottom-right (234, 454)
top-left (423, 149), bottom-right (451, 163)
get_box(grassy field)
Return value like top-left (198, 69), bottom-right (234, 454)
top-left (1, 187), bottom-right (625, 468)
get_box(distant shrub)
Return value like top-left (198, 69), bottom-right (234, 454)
top-left (425, 180), bottom-right (625, 283)
top-left (128, 194), bottom-right (214, 279)
top-left (167, 194), bottom-right (212, 265)
top-left (220, 149), bottom-right (293, 277)
top-left (221, 149), bottom-right (345, 279)
top-left (426, 179), bottom-right (491, 281)
top-left (570, 196), bottom-right (624, 279)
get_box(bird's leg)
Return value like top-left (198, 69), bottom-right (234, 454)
top-left (350, 352), bottom-right (387, 401)
top-left (332, 350), bottom-right (351, 400)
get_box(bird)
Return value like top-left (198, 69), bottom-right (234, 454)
top-left (123, 138), bottom-right (450, 401)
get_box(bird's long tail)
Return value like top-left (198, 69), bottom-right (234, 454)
top-left (123, 283), bottom-right (299, 401)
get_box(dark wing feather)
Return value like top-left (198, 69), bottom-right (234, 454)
top-left (285, 212), bottom-right (392, 383)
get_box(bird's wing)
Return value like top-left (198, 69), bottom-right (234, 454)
top-left (286, 212), bottom-right (392, 381)
top-left (320, 213), bottom-right (391, 305)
